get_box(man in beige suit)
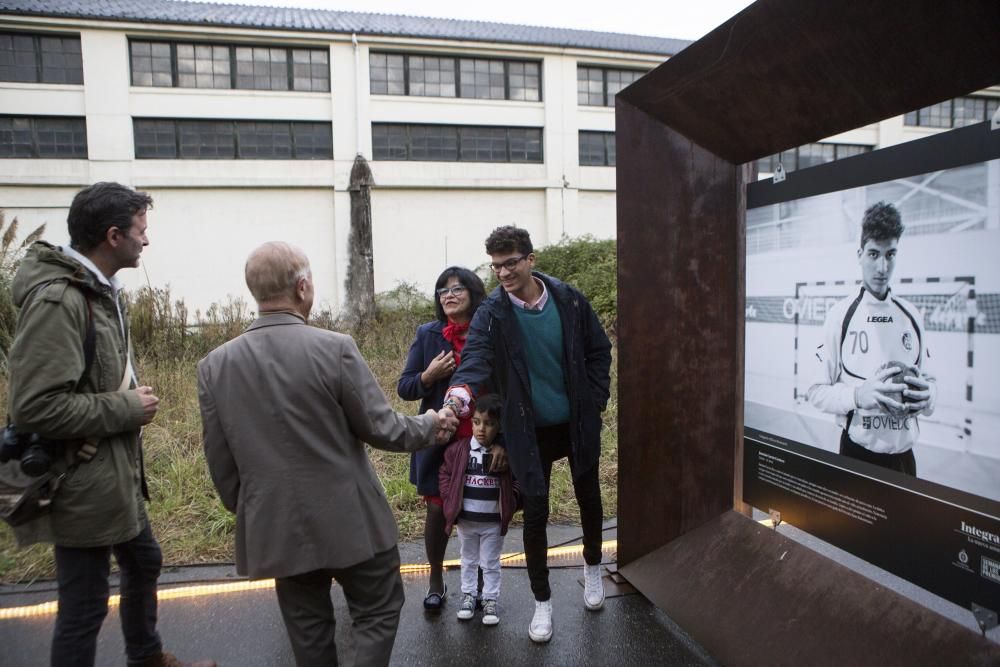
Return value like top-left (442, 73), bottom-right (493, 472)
top-left (197, 242), bottom-right (457, 667)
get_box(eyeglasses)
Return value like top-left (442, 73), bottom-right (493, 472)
top-left (489, 255), bottom-right (529, 273)
top-left (436, 285), bottom-right (468, 297)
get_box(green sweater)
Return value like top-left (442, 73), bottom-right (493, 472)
top-left (512, 298), bottom-right (570, 426)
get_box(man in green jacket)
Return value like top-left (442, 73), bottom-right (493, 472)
top-left (6, 182), bottom-right (214, 667)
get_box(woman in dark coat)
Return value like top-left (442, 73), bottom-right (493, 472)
top-left (397, 266), bottom-right (486, 610)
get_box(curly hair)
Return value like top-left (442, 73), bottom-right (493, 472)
top-left (485, 225), bottom-right (533, 256)
top-left (860, 201), bottom-right (905, 248)
top-left (433, 266), bottom-right (486, 322)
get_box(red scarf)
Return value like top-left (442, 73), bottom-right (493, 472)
top-left (441, 320), bottom-right (469, 364)
top-left (441, 320), bottom-right (472, 438)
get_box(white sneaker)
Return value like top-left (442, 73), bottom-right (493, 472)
top-left (528, 600), bottom-right (553, 643)
top-left (583, 563), bottom-right (605, 610)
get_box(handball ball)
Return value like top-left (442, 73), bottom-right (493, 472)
top-left (881, 360), bottom-right (919, 411)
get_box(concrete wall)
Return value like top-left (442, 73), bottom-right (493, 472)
top-left (370, 188), bottom-right (546, 291)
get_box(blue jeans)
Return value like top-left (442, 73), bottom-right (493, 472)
top-left (52, 522), bottom-right (163, 667)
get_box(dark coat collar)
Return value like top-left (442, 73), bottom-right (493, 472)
top-left (484, 271), bottom-right (568, 318)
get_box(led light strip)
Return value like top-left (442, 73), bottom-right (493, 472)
top-left (1, 539), bottom-right (618, 620)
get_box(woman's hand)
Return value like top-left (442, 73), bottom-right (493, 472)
top-left (421, 350), bottom-right (457, 387)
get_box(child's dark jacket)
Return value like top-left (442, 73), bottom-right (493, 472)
top-left (439, 436), bottom-right (519, 536)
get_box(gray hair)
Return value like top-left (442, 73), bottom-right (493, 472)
top-left (245, 241), bottom-right (311, 303)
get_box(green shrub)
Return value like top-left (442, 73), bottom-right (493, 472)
top-left (484, 235), bottom-right (617, 328)
top-left (127, 286), bottom-right (254, 363)
top-left (351, 283), bottom-right (435, 382)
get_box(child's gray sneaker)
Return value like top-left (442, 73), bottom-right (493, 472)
top-left (457, 593), bottom-right (476, 620)
top-left (482, 599), bottom-right (499, 626)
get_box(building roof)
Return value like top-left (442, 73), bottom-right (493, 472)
top-left (0, 0), bottom-right (691, 56)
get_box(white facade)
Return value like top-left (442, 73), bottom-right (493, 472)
top-left (1, 11), bottom-right (997, 316)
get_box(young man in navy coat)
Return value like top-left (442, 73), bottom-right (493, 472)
top-left (442, 226), bottom-right (612, 643)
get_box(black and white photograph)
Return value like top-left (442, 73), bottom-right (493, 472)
top-left (742, 129), bottom-right (1000, 611)
top-left (745, 157), bottom-right (1000, 504)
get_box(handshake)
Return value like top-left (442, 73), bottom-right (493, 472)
top-left (427, 408), bottom-right (461, 444)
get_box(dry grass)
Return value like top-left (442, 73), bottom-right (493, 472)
top-left (0, 297), bottom-right (618, 583)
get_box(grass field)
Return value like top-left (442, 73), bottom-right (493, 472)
top-left (0, 302), bottom-right (618, 584)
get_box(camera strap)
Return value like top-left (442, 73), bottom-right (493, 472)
top-left (119, 332), bottom-right (133, 392)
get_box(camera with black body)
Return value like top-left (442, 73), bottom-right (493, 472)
top-left (0, 424), bottom-right (56, 477)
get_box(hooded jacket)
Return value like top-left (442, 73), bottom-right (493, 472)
top-left (6, 241), bottom-right (147, 547)
top-left (450, 272), bottom-right (612, 497)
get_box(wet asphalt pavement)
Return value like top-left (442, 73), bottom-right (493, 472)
top-left (0, 521), bottom-right (718, 666)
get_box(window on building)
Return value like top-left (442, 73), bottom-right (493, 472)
top-left (459, 126), bottom-right (508, 161)
top-left (133, 119), bottom-right (332, 159)
top-left (130, 41), bottom-right (173, 87)
top-left (577, 65), bottom-right (645, 107)
top-left (371, 123), bottom-right (407, 159)
top-left (369, 52), bottom-right (541, 101)
top-left (129, 40), bottom-right (329, 92)
top-left (579, 131), bottom-right (615, 166)
top-left (290, 122), bottom-right (335, 159)
top-left (508, 61), bottom-right (541, 102)
top-left (133, 118), bottom-right (177, 158)
top-left (409, 124), bottom-right (459, 160)
top-left (0, 116), bottom-right (87, 158)
top-left (0, 32), bottom-right (83, 84)
top-left (235, 46), bottom-right (288, 91)
top-left (292, 49), bottom-right (330, 92)
top-left (508, 127), bottom-right (544, 163)
top-left (459, 58), bottom-right (503, 100)
top-left (796, 143), bottom-right (836, 170)
top-left (178, 120), bottom-right (236, 158)
top-left (409, 55), bottom-right (457, 97)
top-left (756, 142), bottom-right (872, 175)
top-left (904, 95), bottom-right (1000, 129)
top-left (369, 53), bottom-right (405, 95)
top-left (177, 43), bottom-right (230, 89)
top-left (237, 121), bottom-right (293, 159)
top-left (372, 123), bottom-right (543, 163)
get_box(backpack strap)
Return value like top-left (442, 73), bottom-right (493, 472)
top-left (22, 279), bottom-right (96, 390)
top-left (77, 293), bottom-right (96, 391)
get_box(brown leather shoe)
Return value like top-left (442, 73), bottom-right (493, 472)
top-left (131, 651), bottom-right (217, 667)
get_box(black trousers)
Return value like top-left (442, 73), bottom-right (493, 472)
top-left (273, 546), bottom-right (405, 667)
top-left (522, 423), bottom-right (604, 602)
top-left (52, 522), bottom-right (163, 667)
top-left (840, 430), bottom-right (916, 476)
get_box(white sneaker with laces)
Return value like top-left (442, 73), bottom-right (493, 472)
top-left (528, 600), bottom-right (553, 643)
top-left (584, 563), bottom-right (605, 610)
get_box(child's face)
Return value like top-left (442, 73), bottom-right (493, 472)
top-left (472, 411), bottom-right (500, 446)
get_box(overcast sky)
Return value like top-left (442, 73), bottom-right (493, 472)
top-left (195, 0), bottom-right (756, 41)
